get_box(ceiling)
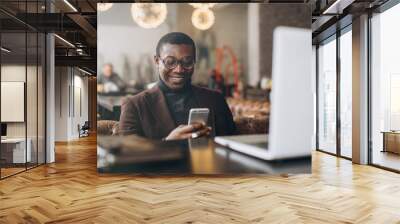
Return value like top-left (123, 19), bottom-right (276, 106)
top-left (0, 0), bottom-right (390, 75)
top-left (1, 0), bottom-right (98, 73)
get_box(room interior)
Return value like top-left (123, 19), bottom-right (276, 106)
top-left (96, 3), bottom-right (277, 137)
top-left (0, 0), bottom-right (400, 222)
top-left (1, 29), bottom-right (46, 177)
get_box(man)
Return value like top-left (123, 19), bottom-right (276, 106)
top-left (119, 32), bottom-right (236, 140)
top-left (98, 63), bottom-right (126, 93)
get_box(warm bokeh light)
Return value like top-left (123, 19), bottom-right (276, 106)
top-left (131, 3), bottom-right (167, 29)
top-left (97, 3), bottom-right (113, 12)
top-left (191, 8), bottom-right (215, 31)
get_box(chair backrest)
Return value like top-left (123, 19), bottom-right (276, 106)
top-left (82, 121), bottom-right (90, 129)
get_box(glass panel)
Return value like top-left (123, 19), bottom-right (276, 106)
top-left (1, 30), bottom-right (27, 177)
top-left (27, 31), bottom-right (38, 169)
top-left (340, 29), bottom-right (352, 158)
top-left (318, 37), bottom-right (337, 154)
top-left (26, 0), bottom-right (39, 169)
top-left (0, 1), bottom-right (46, 178)
top-left (312, 45), bottom-right (317, 150)
top-left (371, 3), bottom-right (400, 171)
top-left (38, 32), bottom-right (45, 165)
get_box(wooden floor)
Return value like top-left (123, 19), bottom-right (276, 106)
top-left (1, 135), bottom-right (400, 223)
top-left (372, 150), bottom-right (400, 171)
top-left (1, 167), bottom-right (26, 177)
top-left (1, 163), bottom-right (44, 178)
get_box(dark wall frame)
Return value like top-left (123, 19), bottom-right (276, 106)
top-left (315, 44), bottom-right (319, 151)
top-left (0, 0), bottom-right (47, 180)
top-left (336, 28), bottom-right (341, 157)
top-left (367, 11), bottom-right (373, 166)
top-left (315, 20), bottom-right (353, 161)
top-left (36, 0), bottom-right (39, 168)
top-left (373, 0), bottom-right (400, 13)
top-left (0, 20), bottom-right (2, 179)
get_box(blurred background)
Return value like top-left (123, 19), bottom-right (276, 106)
top-left (97, 3), bottom-right (310, 135)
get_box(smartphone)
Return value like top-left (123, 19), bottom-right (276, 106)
top-left (188, 108), bottom-right (209, 125)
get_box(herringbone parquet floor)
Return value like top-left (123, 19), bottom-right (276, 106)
top-left (1, 135), bottom-right (400, 224)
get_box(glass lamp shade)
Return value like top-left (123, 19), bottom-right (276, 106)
top-left (131, 3), bottom-right (168, 29)
top-left (191, 8), bottom-right (215, 31)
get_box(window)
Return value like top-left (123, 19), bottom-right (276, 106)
top-left (316, 25), bottom-right (353, 158)
top-left (317, 36), bottom-right (337, 154)
top-left (0, 1), bottom-right (46, 179)
top-left (339, 28), bottom-right (352, 158)
top-left (370, 2), bottom-right (400, 171)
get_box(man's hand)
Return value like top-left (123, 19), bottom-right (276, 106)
top-left (164, 123), bottom-right (211, 141)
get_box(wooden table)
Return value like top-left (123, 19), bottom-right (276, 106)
top-left (97, 135), bottom-right (311, 175)
top-left (382, 131), bottom-right (400, 154)
top-left (1, 138), bottom-right (32, 166)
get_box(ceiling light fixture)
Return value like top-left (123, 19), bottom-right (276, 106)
top-left (131, 3), bottom-right (167, 29)
top-left (76, 48), bottom-right (84, 55)
top-left (97, 3), bottom-right (113, 12)
top-left (322, 0), bottom-right (354, 15)
top-left (78, 67), bottom-right (93, 76)
top-left (63, 0), bottom-right (78, 12)
top-left (54, 34), bottom-right (75, 48)
top-left (192, 7), bottom-right (215, 30)
top-left (1, 47), bottom-right (11, 53)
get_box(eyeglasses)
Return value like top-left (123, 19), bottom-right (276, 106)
top-left (158, 56), bottom-right (195, 70)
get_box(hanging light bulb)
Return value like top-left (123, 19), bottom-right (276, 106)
top-left (131, 3), bottom-right (167, 29)
top-left (192, 7), bottom-right (215, 31)
top-left (97, 3), bottom-right (113, 12)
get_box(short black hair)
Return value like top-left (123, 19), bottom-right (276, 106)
top-left (156, 32), bottom-right (196, 59)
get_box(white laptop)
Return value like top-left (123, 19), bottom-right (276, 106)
top-left (215, 26), bottom-right (314, 160)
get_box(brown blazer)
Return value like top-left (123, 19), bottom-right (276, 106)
top-left (119, 85), bottom-right (236, 139)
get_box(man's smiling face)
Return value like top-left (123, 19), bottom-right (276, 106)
top-left (155, 43), bottom-right (195, 90)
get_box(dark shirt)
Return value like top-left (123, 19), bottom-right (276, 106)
top-left (158, 80), bottom-right (198, 126)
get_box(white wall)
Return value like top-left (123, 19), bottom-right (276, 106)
top-left (248, 4), bottom-right (260, 87)
top-left (1, 65), bottom-right (37, 137)
top-left (1, 64), bottom-right (46, 163)
top-left (54, 67), bottom-right (89, 141)
top-left (71, 74), bottom-right (89, 138)
top-left (55, 67), bottom-right (68, 141)
top-left (1, 65), bottom-right (27, 141)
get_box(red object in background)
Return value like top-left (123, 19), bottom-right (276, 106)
top-left (214, 46), bottom-right (239, 96)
